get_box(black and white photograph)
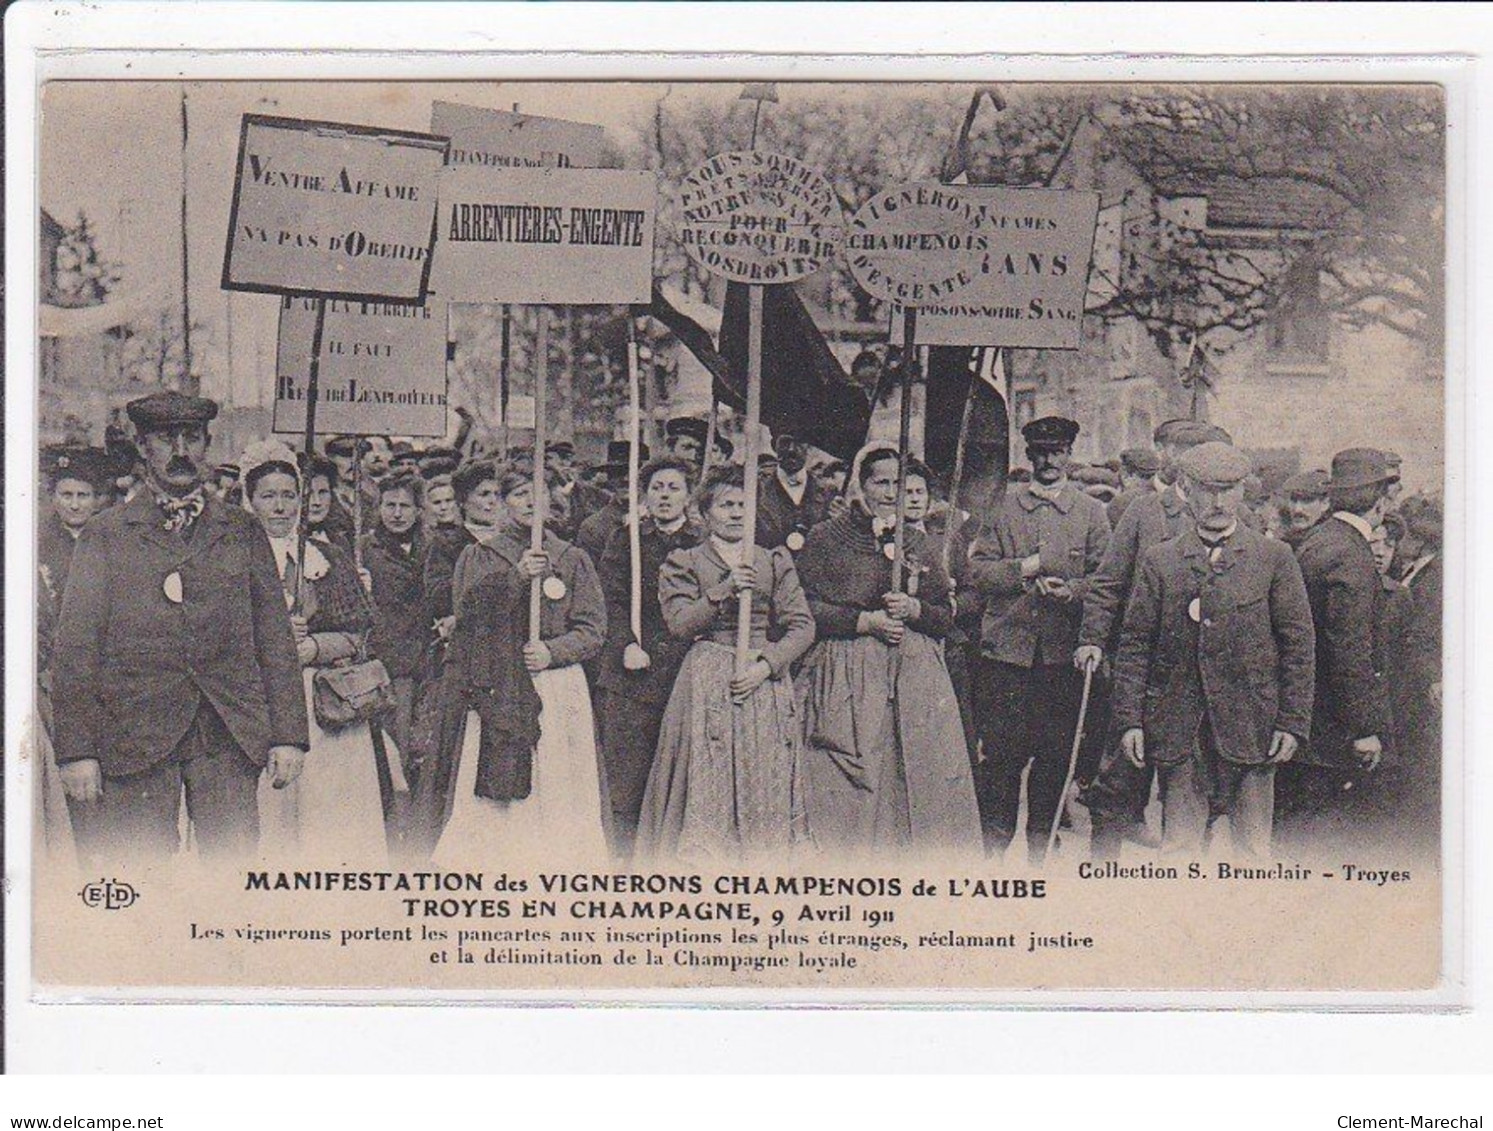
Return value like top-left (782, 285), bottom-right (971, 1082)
top-left (16, 69), bottom-right (1455, 1002)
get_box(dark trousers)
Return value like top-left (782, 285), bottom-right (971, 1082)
top-left (974, 659), bottom-right (1083, 862)
top-left (596, 688), bottom-right (669, 858)
top-left (68, 702), bottom-right (261, 864)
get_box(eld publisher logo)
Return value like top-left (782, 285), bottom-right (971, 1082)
top-left (79, 878), bottom-right (139, 911)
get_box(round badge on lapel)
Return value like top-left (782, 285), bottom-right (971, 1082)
top-left (1188, 597), bottom-right (1201, 623)
top-left (163, 571), bottom-right (184, 604)
top-left (786, 531), bottom-right (806, 552)
top-left (882, 543), bottom-right (897, 562)
top-left (542, 576), bottom-right (567, 601)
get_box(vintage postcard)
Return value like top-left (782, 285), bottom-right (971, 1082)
top-left (22, 74), bottom-right (1455, 1002)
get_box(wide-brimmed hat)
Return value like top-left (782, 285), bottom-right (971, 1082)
top-left (1327, 448), bottom-right (1399, 494)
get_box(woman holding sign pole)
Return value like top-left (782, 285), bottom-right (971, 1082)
top-left (636, 468), bottom-right (816, 862)
top-left (794, 445), bottom-right (982, 855)
top-left (433, 465), bottom-right (609, 864)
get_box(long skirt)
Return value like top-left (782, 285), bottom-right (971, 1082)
top-left (434, 665), bottom-right (608, 866)
top-left (797, 632), bottom-right (982, 855)
top-left (258, 671), bottom-right (388, 863)
top-left (636, 642), bottom-right (802, 864)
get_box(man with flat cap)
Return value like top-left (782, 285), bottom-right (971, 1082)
top-left (1109, 448), bottom-right (1161, 528)
top-left (1112, 442), bottom-right (1316, 857)
top-left (576, 441), bottom-right (648, 565)
top-left (1278, 468), bottom-right (1332, 550)
top-left (969, 415), bottom-right (1111, 861)
top-left (1073, 418), bottom-right (1231, 858)
top-left (1277, 447), bottom-right (1397, 847)
top-left (51, 391), bottom-right (309, 862)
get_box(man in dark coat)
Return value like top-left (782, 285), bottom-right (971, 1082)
top-left (1279, 468), bottom-right (1331, 551)
top-left (594, 457), bottom-right (700, 852)
top-left (1108, 448), bottom-right (1161, 528)
top-left (1073, 419), bottom-right (1230, 858)
top-left (1277, 448), bottom-right (1396, 847)
top-left (51, 392), bottom-right (308, 861)
top-left (755, 433), bottom-right (828, 554)
top-left (968, 416), bottom-right (1111, 861)
top-left (1392, 496), bottom-right (1443, 845)
top-left (575, 442), bottom-right (644, 565)
top-left (1112, 443), bottom-right (1316, 857)
top-left (361, 471), bottom-right (430, 770)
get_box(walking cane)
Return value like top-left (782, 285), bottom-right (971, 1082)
top-left (1045, 665), bottom-right (1095, 863)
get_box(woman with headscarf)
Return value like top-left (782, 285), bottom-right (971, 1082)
top-left (636, 467), bottom-right (816, 862)
top-left (239, 441), bottom-right (388, 861)
top-left (794, 445), bottom-right (982, 855)
top-left (432, 465), bottom-right (609, 863)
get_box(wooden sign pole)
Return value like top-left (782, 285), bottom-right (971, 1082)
top-left (734, 284), bottom-right (764, 677)
top-left (626, 316), bottom-right (647, 662)
top-left (498, 303), bottom-right (513, 459)
top-left (941, 346), bottom-right (994, 576)
top-left (529, 305), bottom-right (549, 645)
top-left (295, 295), bottom-right (328, 612)
top-left (890, 306), bottom-right (917, 595)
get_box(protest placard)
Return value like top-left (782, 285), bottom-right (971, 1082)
top-left (676, 150), bottom-right (842, 283)
top-left (272, 296), bottom-right (449, 437)
top-left (430, 167), bottom-right (656, 304)
top-left (222, 114), bottom-right (448, 302)
top-left (430, 100), bottom-right (607, 170)
top-left (914, 187), bottom-right (1100, 349)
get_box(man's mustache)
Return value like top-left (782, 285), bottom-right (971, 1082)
top-left (166, 456), bottom-right (198, 474)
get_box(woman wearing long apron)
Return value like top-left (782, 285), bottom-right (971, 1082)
top-left (637, 468), bottom-right (816, 863)
top-left (433, 466), bottom-right (609, 864)
top-left (241, 443), bottom-right (388, 863)
top-left (795, 446), bottom-right (982, 855)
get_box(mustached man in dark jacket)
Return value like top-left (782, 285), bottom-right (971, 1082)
top-left (1112, 443), bottom-right (1315, 858)
top-left (51, 392), bottom-right (309, 862)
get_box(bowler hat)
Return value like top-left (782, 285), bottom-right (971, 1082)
top-left (125, 390), bottom-right (218, 433)
top-left (1177, 441), bottom-right (1252, 489)
top-left (1022, 416), bottom-right (1080, 451)
top-left (1326, 448), bottom-right (1398, 494)
top-left (603, 440), bottom-right (649, 471)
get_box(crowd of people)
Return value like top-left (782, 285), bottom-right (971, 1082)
top-left (36, 388), bottom-right (1443, 869)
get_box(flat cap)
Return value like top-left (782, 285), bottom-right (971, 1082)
top-left (1071, 464), bottom-right (1121, 488)
top-left (125, 390), bottom-right (218, 432)
top-left (602, 440), bottom-right (649, 469)
top-left (1119, 448), bottom-right (1162, 476)
top-left (1177, 441), bottom-right (1252, 488)
top-left (1327, 448), bottom-right (1399, 493)
top-left (1022, 415), bottom-right (1080, 450)
top-left (324, 435), bottom-right (360, 458)
top-left (1154, 419), bottom-right (1231, 449)
top-left (1282, 469), bottom-right (1330, 499)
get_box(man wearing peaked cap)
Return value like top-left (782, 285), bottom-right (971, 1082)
top-left (50, 390), bottom-right (309, 862)
top-left (1279, 446), bottom-right (1398, 847)
top-left (968, 415), bottom-right (1112, 861)
top-left (1110, 440), bottom-right (1315, 858)
top-left (1075, 419), bottom-right (1232, 858)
